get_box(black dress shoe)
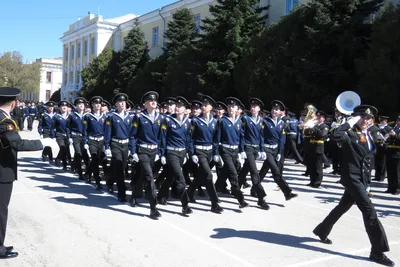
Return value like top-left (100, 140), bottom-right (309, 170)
top-left (211, 204), bottom-right (223, 214)
top-left (0, 251), bottom-right (18, 259)
top-left (129, 197), bottom-right (137, 207)
top-left (197, 188), bottom-right (206, 197)
top-left (182, 205), bottom-right (193, 215)
top-left (150, 208), bottom-right (162, 219)
top-left (242, 182), bottom-right (251, 189)
top-left (157, 197), bottom-right (167, 205)
top-left (216, 187), bottom-right (230, 194)
top-left (313, 229), bottom-right (332, 244)
top-left (369, 252), bottom-right (395, 266)
top-left (239, 201), bottom-right (249, 209)
top-left (285, 193), bottom-right (298, 201)
top-left (257, 200), bottom-right (270, 210)
top-left (5, 246), bottom-right (13, 252)
top-left (250, 191), bottom-right (258, 198)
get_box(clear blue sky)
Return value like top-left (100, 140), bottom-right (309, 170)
top-left (0, 0), bottom-right (175, 62)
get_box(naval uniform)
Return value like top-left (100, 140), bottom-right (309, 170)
top-left (0, 109), bottom-right (42, 256)
top-left (27, 105), bottom-right (38, 131)
top-left (68, 110), bottom-right (88, 178)
top-left (308, 122), bottom-right (329, 187)
top-left (374, 124), bottom-right (392, 181)
top-left (38, 111), bottom-right (55, 161)
top-left (385, 125), bottom-right (400, 194)
top-left (52, 112), bottom-right (70, 169)
top-left (286, 116), bottom-right (303, 163)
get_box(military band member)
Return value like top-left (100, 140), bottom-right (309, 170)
top-left (104, 93), bottom-right (132, 202)
top-left (83, 96), bottom-right (107, 189)
top-left (214, 97), bottom-right (249, 208)
top-left (259, 100), bottom-right (298, 201)
top-left (329, 108), bottom-right (344, 175)
top-left (286, 111), bottom-right (303, 164)
top-left (38, 101), bottom-right (56, 163)
top-left (313, 105), bottom-right (394, 267)
top-left (68, 97), bottom-right (87, 180)
top-left (52, 101), bottom-right (71, 170)
top-left (385, 115), bottom-right (400, 195)
top-left (130, 91), bottom-right (163, 219)
top-left (0, 87), bottom-right (45, 259)
top-left (238, 97), bottom-right (270, 209)
top-left (374, 116), bottom-right (392, 182)
top-left (157, 96), bottom-right (193, 215)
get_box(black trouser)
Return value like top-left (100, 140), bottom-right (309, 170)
top-left (314, 178), bottom-right (390, 254)
top-left (219, 147), bottom-right (245, 204)
top-left (56, 134), bottom-right (69, 168)
top-left (259, 147), bottom-right (292, 197)
top-left (330, 140), bottom-right (340, 172)
top-left (86, 138), bottom-right (104, 184)
top-left (41, 131), bottom-right (53, 161)
top-left (188, 149), bottom-right (219, 205)
top-left (137, 147), bottom-right (158, 209)
top-left (183, 159), bottom-right (196, 186)
top-left (287, 134), bottom-right (303, 163)
top-left (17, 116), bottom-right (24, 130)
top-left (212, 161), bottom-right (226, 189)
top-left (374, 146), bottom-right (386, 181)
top-left (27, 115), bottom-right (35, 130)
top-left (158, 150), bottom-right (189, 207)
top-left (72, 135), bottom-right (85, 176)
top-left (108, 141), bottom-right (129, 199)
top-left (239, 146), bottom-right (266, 201)
top-left (130, 162), bottom-right (143, 198)
top-left (0, 182), bottom-right (13, 256)
top-left (309, 152), bottom-right (324, 187)
top-left (386, 156), bottom-right (400, 194)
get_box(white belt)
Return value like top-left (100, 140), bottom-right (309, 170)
top-left (89, 136), bottom-right (104, 141)
top-left (112, 138), bottom-right (129, 144)
top-left (264, 144), bottom-right (278, 149)
top-left (245, 144), bottom-right (259, 147)
top-left (195, 145), bottom-right (213, 150)
top-left (139, 144), bottom-right (158, 149)
top-left (287, 132), bottom-right (297, 135)
top-left (222, 144), bottom-right (238, 149)
top-left (166, 146), bottom-right (185, 151)
top-left (71, 132), bottom-right (82, 136)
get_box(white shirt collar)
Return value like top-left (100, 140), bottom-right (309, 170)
top-left (0, 108), bottom-right (11, 118)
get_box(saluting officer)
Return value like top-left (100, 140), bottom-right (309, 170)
top-left (238, 97), bottom-right (270, 209)
top-left (130, 91), bottom-right (163, 219)
top-left (385, 115), bottom-right (400, 195)
top-left (38, 101), bottom-right (56, 163)
top-left (104, 93), bottom-right (132, 202)
top-left (214, 97), bottom-right (249, 209)
top-left (83, 96), bottom-right (107, 189)
top-left (52, 101), bottom-right (71, 170)
top-left (0, 87), bottom-right (45, 259)
top-left (259, 100), bottom-right (298, 201)
top-left (157, 96), bottom-right (193, 215)
top-left (68, 97), bottom-right (87, 180)
top-left (374, 116), bottom-right (392, 182)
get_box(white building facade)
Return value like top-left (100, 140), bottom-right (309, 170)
top-left (36, 57), bottom-right (63, 102)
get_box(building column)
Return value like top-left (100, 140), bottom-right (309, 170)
top-left (80, 36), bottom-right (83, 84)
top-left (67, 42), bottom-right (71, 85)
top-left (87, 35), bottom-right (91, 64)
top-left (73, 42), bottom-right (77, 90)
top-left (114, 31), bottom-right (121, 51)
top-left (94, 32), bottom-right (98, 55)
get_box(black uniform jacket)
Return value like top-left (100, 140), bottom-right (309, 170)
top-left (0, 110), bottom-right (43, 182)
top-left (331, 122), bottom-right (375, 188)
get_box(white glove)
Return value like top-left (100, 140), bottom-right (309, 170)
top-left (84, 144), bottom-right (89, 150)
top-left (68, 138), bottom-right (73, 145)
top-left (155, 154), bottom-right (160, 162)
top-left (240, 152), bottom-right (247, 160)
top-left (347, 116), bottom-right (361, 128)
top-left (276, 153), bottom-right (281, 162)
top-left (40, 134), bottom-right (43, 139)
top-left (105, 149), bottom-right (112, 157)
top-left (213, 155), bottom-right (221, 162)
top-left (260, 152), bottom-right (267, 161)
top-left (183, 156), bottom-right (187, 165)
top-left (238, 155), bottom-right (244, 165)
top-left (132, 153), bottom-right (139, 163)
top-left (161, 156), bottom-right (166, 165)
top-left (192, 155), bottom-right (199, 164)
top-left (128, 150), bottom-right (131, 157)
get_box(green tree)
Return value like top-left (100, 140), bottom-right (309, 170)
top-left (0, 51), bottom-right (40, 93)
top-left (117, 18), bottom-right (149, 91)
top-left (196, 0), bottom-right (268, 98)
top-left (357, 3), bottom-right (400, 116)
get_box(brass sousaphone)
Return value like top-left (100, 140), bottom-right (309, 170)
top-left (335, 91), bottom-right (361, 115)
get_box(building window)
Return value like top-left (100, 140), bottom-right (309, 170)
top-left (64, 47), bottom-right (68, 60)
top-left (84, 40), bottom-right (88, 56)
top-left (45, 90), bottom-right (51, 101)
top-left (46, 71), bottom-right (52, 83)
top-left (77, 43), bottom-right (81, 57)
top-left (286, 0), bottom-right (299, 14)
top-left (194, 14), bottom-right (201, 32)
top-left (71, 45), bottom-right (75, 59)
top-left (152, 26), bottom-right (159, 46)
top-left (91, 37), bottom-right (96, 54)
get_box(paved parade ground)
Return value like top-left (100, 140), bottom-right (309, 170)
top-left (4, 124), bottom-right (400, 267)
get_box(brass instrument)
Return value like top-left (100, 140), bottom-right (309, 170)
top-left (303, 105), bottom-right (318, 129)
top-left (335, 91), bottom-right (361, 116)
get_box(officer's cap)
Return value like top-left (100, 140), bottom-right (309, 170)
top-left (288, 111), bottom-right (296, 117)
top-left (45, 101), bottom-right (56, 107)
top-left (164, 97), bottom-right (176, 105)
top-left (191, 100), bottom-right (202, 109)
top-left (135, 103), bottom-right (144, 110)
top-left (90, 96), bottom-right (103, 104)
top-left (215, 101), bottom-right (228, 111)
top-left (126, 100), bottom-right (134, 109)
top-left (378, 115), bottom-right (390, 121)
top-left (176, 96), bottom-right (191, 108)
top-left (58, 100), bottom-right (70, 107)
top-left (249, 97), bottom-right (264, 108)
top-left (271, 100), bottom-right (285, 111)
top-left (316, 110), bottom-right (327, 118)
top-left (0, 87), bottom-right (21, 101)
top-left (225, 97), bottom-right (241, 107)
top-left (112, 93), bottom-right (129, 103)
top-left (141, 91), bottom-right (159, 103)
top-left (102, 100), bottom-right (111, 109)
top-left (201, 95), bottom-right (217, 107)
top-left (74, 97), bottom-right (86, 106)
top-left (160, 102), bottom-right (167, 109)
top-left (353, 105), bottom-right (378, 118)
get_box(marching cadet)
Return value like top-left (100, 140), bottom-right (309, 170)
top-left (38, 101), bottom-right (56, 163)
top-left (259, 100), bottom-right (298, 201)
top-left (101, 100), bottom-right (111, 114)
top-left (286, 111), bottom-right (303, 164)
top-left (157, 96), bottom-right (193, 215)
top-left (130, 91), bottom-right (163, 219)
top-left (83, 96), bottom-right (107, 190)
top-left (11, 100), bottom-right (24, 131)
top-left (51, 101), bottom-right (71, 171)
top-left (22, 102), bottom-right (30, 130)
top-left (385, 115), bottom-right (400, 195)
top-left (374, 116), bottom-right (392, 182)
top-left (27, 101), bottom-right (38, 131)
top-left (238, 97), bottom-right (270, 209)
top-left (68, 97), bottom-right (87, 180)
top-left (313, 105), bottom-right (395, 267)
top-left (104, 93), bottom-right (132, 202)
top-left (0, 87), bottom-right (47, 259)
top-left (307, 110), bottom-right (329, 188)
top-left (214, 97), bottom-right (249, 209)
top-left (187, 95), bottom-right (223, 213)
